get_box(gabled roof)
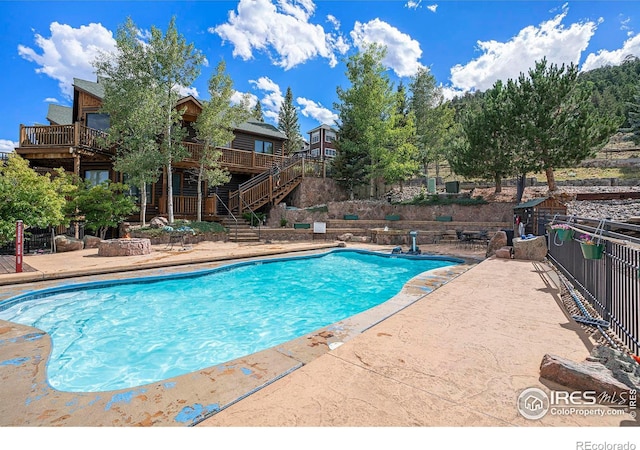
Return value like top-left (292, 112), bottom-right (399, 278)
top-left (307, 123), bottom-right (337, 134)
top-left (46, 104), bottom-right (73, 125)
top-left (73, 77), bottom-right (105, 99)
top-left (236, 119), bottom-right (287, 140)
top-left (514, 197), bottom-right (549, 209)
top-left (176, 95), bottom-right (203, 109)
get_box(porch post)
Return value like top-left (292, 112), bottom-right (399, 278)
top-left (73, 151), bottom-right (81, 176)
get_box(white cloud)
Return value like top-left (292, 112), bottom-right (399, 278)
top-left (212, 0), bottom-right (349, 70)
top-left (0, 140), bottom-right (17, 152)
top-left (231, 90), bottom-right (258, 108)
top-left (297, 97), bottom-right (338, 125)
top-left (44, 97), bottom-right (59, 103)
top-left (448, 5), bottom-right (596, 93)
top-left (18, 22), bottom-right (117, 99)
top-left (582, 33), bottom-right (640, 71)
top-left (176, 85), bottom-right (200, 98)
top-left (350, 19), bottom-right (424, 77)
top-left (427, 4), bottom-right (438, 13)
top-left (249, 76), bottom-right (284, 121)
top-left (326, 14), bottom-right (340, 30)
top-left (405, 0), bottom-right (421, 10)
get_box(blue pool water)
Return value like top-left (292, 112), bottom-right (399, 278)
top-left (0, 250), bottom-right (460, 392)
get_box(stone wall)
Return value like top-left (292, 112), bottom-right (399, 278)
top-left (269, 200), bottom-right (514, 227)
top-left (288, 177), bottom-right (350, 208)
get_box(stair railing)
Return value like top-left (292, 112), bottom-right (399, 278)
top-left (215, 193), bottom-right (238, 242)
top-left (238, 196), bottom-right (262, 240)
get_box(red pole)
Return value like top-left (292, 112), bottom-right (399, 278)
top-left (15, 220), bottom-right (23, 273)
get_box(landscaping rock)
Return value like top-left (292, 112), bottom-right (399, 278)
top-left (540, 353), bottom-right (636, 400)
top-left (54, 235), bottom-right (84, 252)
top-left (486, 230), bottom-right (507, 258)
top-left (513, 236), bottom-right (547, 261)
top-left (150, 216), bottom-right (169, 229)
top-left (98, 238), bottom-right (151, 257)
top-left (83, 235), bottom-right (102, 249)
top-left (495, 247), bottom-right (512, 259)
top-left (337, 233), bottom-right (353, 242)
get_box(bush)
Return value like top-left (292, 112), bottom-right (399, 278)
top-left (401, 194), bottom-right (487, 206)
top-left (242, 212), bottom-right (266, 227)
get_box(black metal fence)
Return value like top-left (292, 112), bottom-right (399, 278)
top-left (0, 223), bottom-right (86, 255)
top-left (545, 214), bottom-right (640, 355)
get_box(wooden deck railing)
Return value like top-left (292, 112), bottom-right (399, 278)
top-left (158, 195), bottom-right (217, 217)
top-left (18, 124), bottom-right (284, 172)
top-left (19, 124), bottom-right (112, 153)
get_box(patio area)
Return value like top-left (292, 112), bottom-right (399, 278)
top-left (0, 240), bottom-right (636, 431)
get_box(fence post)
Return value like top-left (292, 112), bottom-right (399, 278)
top-left (15, 220), bottom-right (23, 273)
top-left (604, 220), bottom-right (613, 323)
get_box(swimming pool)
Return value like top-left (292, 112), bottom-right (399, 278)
top-left (0, 249), bottom-right (461, 393)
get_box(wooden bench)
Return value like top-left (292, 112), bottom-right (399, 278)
top-left (435, 216), bottom-right (453, 222)
top-left (293, 223), bottom-right (311, 229)
top-left (343, 214), bottom-right (359, 220)
top-left (385, 214), bottom-right (401, 221)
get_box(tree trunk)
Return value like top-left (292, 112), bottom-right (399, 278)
top-left (196, 162), bottom-right (204, 223)
top-left (140, 183), bottom-right (147, 227)
top-left (167, 159), bottom-right (174, 224)
top-left (515, 173), bottom-right (526, 204)
top-left (545, 167), bottom-right (557, 192)
top-left (494, 174), bottom-right (502, 193)
top-left (369, 177), bottom-right (375, 199)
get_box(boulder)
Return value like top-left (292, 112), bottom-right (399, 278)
top-left (54, 235), bottom-right (84, 252)
top-left (150, 216), bottom-right (169, 229)
top-left (486, 230), bottom-right (507, 258)
top-left (83, 235), bottom-right (103, 249)
top-left (540, 353), bottom-right (636, 400)
top-left (513, 236), bottom-right (547, 261)
top-left (337, 233), bottom-right (353, 242)
top-left (98, 238), bottom-right (152, 257)
top-left (495, 247), bottom-right (512, 259)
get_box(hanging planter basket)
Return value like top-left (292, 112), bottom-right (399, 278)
top-left (580, 243), bottom-right (604, 260)
top-left (555, 228), bottom-right (574, 242)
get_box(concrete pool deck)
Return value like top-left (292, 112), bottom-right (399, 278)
top-left (0, 240), bottom-right (636, 427)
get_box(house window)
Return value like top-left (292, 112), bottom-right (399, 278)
top-left (310, 148), bottom-right (320, 157)
top-left (85, 170), bottom-right (109, 186)
top-left (325, 148), bottom-right (337, 157)
top-left (172, 173), bottom-right (182, 196)
top-left (86, 113), bottom-right (110, 131)
top-left (325, 131), bottom-right (336, 143)
top-left (123, 175), bottom-right (152, 204)
top-left (254, 140), bottom-right (274, 154)
top-left (311, 132), bottom-right (320, 144)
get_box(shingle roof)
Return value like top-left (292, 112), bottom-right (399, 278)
top-left (46, 104), bottom-right (73, 125)
top-left (73, 78), bottom-right (105, 99)
top-left (235, 119), bottom-right (287, 140)
top-left (514, 197), bottom-right (548, 209)
top-left (306, 123), bottom-right (337, 134)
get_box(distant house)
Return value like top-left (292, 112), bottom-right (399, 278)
top-left (15, 77), bottom-right (304, 222)
top-left (306, 124), bottom-right (337, 160)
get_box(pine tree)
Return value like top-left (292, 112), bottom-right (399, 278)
top-left (278, 87), bottom-right (304, 155)
top-left (622, 82), bottom-right (640, 145)
top-left (253, 101), bottom-right (264, 122)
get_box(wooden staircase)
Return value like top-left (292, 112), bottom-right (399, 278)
top-left (228, 156), bottom-right (304, 215)
top-left (219, 216), bottom-right (261, 243)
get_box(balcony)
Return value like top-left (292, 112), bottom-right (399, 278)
top-left (18, 124), bottom-right (282, 173)
top-left (18, 124), bottom-right (112, 155)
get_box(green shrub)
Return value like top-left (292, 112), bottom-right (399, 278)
top-left (401, 194), bottom-right (487, 206)
top-left (242, 212), bottom-right (266, 227)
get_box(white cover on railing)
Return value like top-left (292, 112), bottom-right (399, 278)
top-left (313, 222), bottom-right (326, 233)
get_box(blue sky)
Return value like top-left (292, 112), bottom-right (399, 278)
top-left (2, 0), bottom-right (640, 152)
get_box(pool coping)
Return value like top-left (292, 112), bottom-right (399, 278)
top-left (0, 247), bottom-right (480, 426)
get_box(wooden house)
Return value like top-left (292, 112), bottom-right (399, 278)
top-left (15, 77), bottom-right (304, 223)
top-left (513, 197), bottom-right (568, 236)
top-left (306, 124), bottom-right (337, 160)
